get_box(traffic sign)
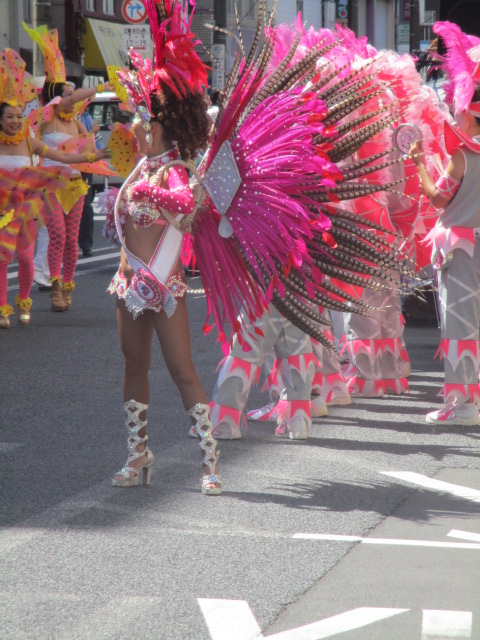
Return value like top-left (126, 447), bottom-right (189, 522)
top-left (122, 0), bottom-right (148, 24)
top-left (123, 24), bottom-right (151, 55)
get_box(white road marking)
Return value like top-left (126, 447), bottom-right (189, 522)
top-left (198, 599), bottom-right (262, 640)
top-left (7, 250), bottom-right (120, 280)
top-left (422, 609), bottom-right (472, 639)
top-left (264, 608), bottom-right (409, 640)
top-left (380, 471), bottom-right (480, 503)
top-left (198, 600), bottom-right (408, 640)
top-left (292, 533), bottom-right (480, 550)
top-left (447, 529), bottom-right (480, 543)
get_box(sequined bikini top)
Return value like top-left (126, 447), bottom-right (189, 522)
top-left (128, 147), bottom-right (179, 228)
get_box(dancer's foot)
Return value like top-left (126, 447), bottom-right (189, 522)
top-left (311, 393), bottom-right (328, 417)
top-left (15, 296), bottom-right (32, 326)
top-left (275, 416), bottom-right (310, 440)
top-left (326, 388), bottom-right (352, 406)
top-left (247, 400), bottom-right (277, 422)
top-left (50, 280), bottom-right (66, 312)
top-left (426, 403), bottom-right (480, 426)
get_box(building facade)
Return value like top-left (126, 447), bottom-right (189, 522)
top-left (3, 0), bottom-right (476, 89)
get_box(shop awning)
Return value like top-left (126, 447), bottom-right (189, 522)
top-left (84, 18), bottom-right (128, 71)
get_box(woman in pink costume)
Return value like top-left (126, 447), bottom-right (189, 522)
top-left (0, 51), bottom-right (109, 329)
top-left (108, 0), bottom-right (221, 494)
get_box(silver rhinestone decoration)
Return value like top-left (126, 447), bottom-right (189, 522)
top-left (218, 216), bottom-right (234, 238)
top-left (202, 141), bottom-right (242, 217)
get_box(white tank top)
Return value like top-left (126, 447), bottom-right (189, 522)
top-left (439, 137), bottom-right (480, 229)
top-left (42, 132), bottom-right (80, 177)
top-left (1, 155), bottom-right (32, 171)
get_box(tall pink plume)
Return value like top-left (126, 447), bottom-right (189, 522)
top-left (433, 21), bottom-right (480, 111)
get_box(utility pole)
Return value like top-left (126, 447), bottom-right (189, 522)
top-left (214, 0), bottom-right (227, 46)
top-left (409, 0), bottom-right (420, 52)
top-left (33, 0), bottom-right (38, 78)
top-left (212, 0), bottom-right (227, 90)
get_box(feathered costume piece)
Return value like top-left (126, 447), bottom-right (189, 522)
top-left (433, 21), bottom-right (480, 113)
top-left (22, 22), bottom-right (66, 83)
top-left (432, 22), bottom-right (480, 155)
top-left (248, 20), bottom-right (450, 272)
top-left (117, 0), bottom-right (207, 114)
top-left (119, 1), bottom-right (416, 350)
top-left (22, 23), bottom-right (94, 133)
top-left (193, 10), bottom-right (422, 348)
top-left (0, 49), bottom-right (37, 108)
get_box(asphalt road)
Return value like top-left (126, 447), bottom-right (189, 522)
top-left (1, 219), bottom-right (479, 640)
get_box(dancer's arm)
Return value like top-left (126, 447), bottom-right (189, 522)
top-left (409, 140), bottom-right (464, 209)
top-left (30, 137), bottom-right (111, 164)
top-left (129, 165), bottom-right (195, 214)
top-left (60, 83), bottom-right (114, 110)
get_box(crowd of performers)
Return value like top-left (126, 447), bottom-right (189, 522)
top-left (2, 1), bottom-right (480, 495)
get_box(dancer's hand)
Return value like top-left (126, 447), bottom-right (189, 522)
top-left (96, 147), bottom-right (112, 161)
top-left (408, 140), bottom-right (425, 166)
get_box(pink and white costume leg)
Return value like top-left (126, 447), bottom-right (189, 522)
top-left (344, 278), bottom-right (408, 397)
top-left (312, 309), bottom-right (350, 406)
top-left (211, 304), bottom-right (315, 439)
top-left (436, 242), bottom-right (480, 410)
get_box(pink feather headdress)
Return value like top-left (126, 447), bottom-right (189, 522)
top-left (118, 0), bottom-right (208, 118)
top-left (433, 21), bottom-right (480, 113)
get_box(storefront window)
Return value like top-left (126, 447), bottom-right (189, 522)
top-left (103, 0), bottom-right (115, 15)
top-left (24, 0), bottom-right (33, 23)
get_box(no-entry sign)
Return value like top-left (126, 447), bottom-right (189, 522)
top-left (122, 0), bottom-right (148, 24)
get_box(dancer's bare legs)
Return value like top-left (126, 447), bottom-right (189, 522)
top-left (115, 296), bottom-right (220, 491)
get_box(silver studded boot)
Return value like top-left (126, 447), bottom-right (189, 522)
top-left (112, 400), bottom-right (154, 487)
top-left (188, 403), bottom-right (222, 495)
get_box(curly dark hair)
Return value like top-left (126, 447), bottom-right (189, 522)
top-left (150, 87), bottom-right (210, 161)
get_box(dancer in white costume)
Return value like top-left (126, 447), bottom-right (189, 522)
top-left (411, 86), bottom-right (480, 425)
top-left (410, 22), bottom-right (480, 425)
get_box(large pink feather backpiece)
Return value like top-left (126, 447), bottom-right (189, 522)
top-left (190, 8), bottom-right (425, 349)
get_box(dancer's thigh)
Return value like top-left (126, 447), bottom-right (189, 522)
top-left (117, 300), bottom-right (154, 367)
top-left (152, 297), bottom-right (197, 380)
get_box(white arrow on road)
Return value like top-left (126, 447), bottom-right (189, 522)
top-left (422, 609), bottom-right (472, 640)
top-left (198, 599), bottom-right (408, 640)
top-left (448, 529), bottom-right (480, 543)
top-left (380, 472), bottom-right (480, 503)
